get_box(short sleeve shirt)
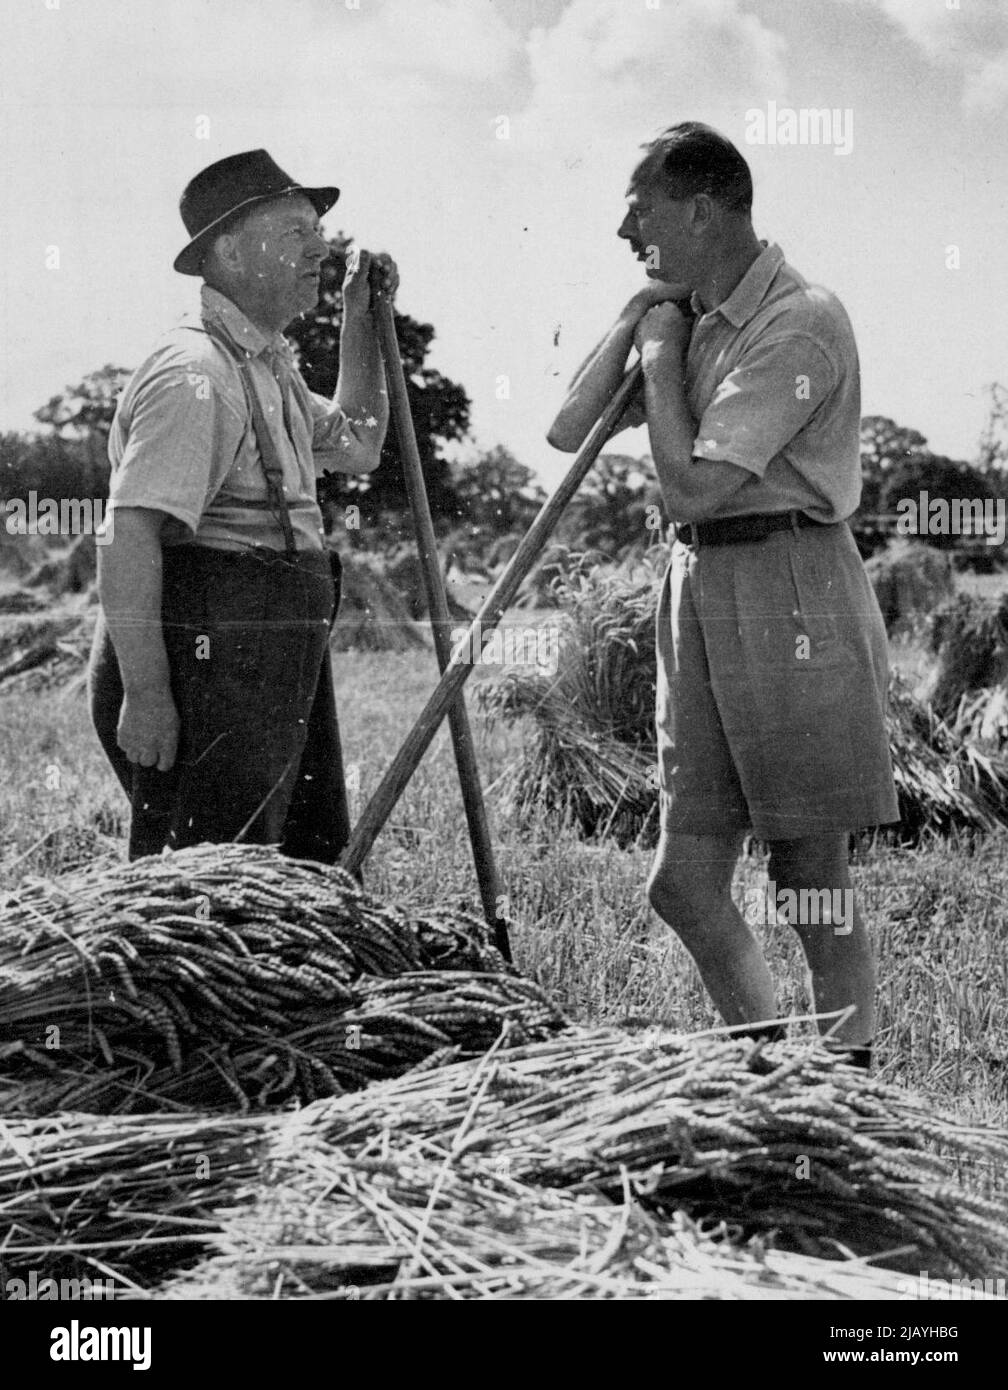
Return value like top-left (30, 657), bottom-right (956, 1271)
top-left (106, 286), bottom-right (355, 552)
top-left (684, 243), bottom-right (862, 523)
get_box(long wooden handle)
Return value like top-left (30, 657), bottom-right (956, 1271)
top-left (340, 360), bottom-right (643, 876)
top-left (368, 276), bottom-right (510, 960)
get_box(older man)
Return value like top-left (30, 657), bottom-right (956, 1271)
top-left (548, 123), bottom-right (898, 1067)
top-left (89, 149), bottom-right (397, 863)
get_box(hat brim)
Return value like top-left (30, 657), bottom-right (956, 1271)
top-left (173, 184), bottom-right (340, 276)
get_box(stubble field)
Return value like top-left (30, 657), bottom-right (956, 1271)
top-left (2, 642), bottom-right (1006, 1131)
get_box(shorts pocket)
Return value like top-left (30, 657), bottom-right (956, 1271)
top-left (785, 534), bottom-right (846, 663)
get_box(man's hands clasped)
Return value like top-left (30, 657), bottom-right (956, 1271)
top-left (626, 280), bottom-right (693, 372)
top-left (341, 247), bottom-right (400, 318)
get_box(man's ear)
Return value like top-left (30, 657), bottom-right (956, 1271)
top-left (210, 230), bottom-right (243, 278)
top-left (689, 193), bottom-right (716, 237)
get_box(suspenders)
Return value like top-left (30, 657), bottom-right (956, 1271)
top-left (202, 320), bottom-right (300, 562)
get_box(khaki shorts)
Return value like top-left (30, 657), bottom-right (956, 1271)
top-left (655, 521), bottom-right (900, 839)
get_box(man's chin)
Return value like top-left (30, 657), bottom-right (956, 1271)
top-left (292, 285), bottom-right (321, 316)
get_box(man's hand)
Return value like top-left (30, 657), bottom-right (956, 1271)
top-left (117, 687), bottom-right (180, 771)
top-left (624, 279), bottom-right (692, 326)
top-left (634, 302), bottom-right (692, 370)
top-left (342, 247), bottom-right (399, 318)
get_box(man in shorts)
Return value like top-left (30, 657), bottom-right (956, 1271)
top-left (547, 122), bottom-right (898, 1067)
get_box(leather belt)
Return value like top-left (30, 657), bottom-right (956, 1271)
top-left (671, 509), bottom-right (829, 549)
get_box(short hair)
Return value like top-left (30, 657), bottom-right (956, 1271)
top-left (636, 122), bottom-right (753, 214)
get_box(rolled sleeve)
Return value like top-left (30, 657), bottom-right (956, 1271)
top-left (692, 333), bottom-right (837, 476)
top-left (109, 365), bottom-right (244, 533)
top-left (306, 390), bottom-right (355, 474)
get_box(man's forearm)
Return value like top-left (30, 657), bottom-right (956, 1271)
top-left (547, 310), bottom-right (638, 451)
top-left (336, 311), bottom-right (389, 446)
top-left (97, 510), bottom-right (171, 695)
top-left (642, 349), bottom-right (750, 523)
top-left (643, 351), bottom-right (696, 491)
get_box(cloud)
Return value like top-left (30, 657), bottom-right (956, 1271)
top-left (519, 0), bottom-right (787, 156)
top-left (838, 0), bottom-right (1008, 112)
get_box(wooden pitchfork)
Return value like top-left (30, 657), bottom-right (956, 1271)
top-left (367, 266), bottom-right (512, 960)
top-left (344, 269), bottom-right (644, 956)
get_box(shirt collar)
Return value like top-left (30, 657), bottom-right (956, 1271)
top-left (199, 284), bottom-right (293, 364)
top-left (690, 241), bottom-right (785, 329)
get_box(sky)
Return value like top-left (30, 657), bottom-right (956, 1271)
top-left (2, 0), bottom-right (1007, 489)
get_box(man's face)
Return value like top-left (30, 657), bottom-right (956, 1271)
top-left (232, 192), bottom-right (330, 321)
top-left (617, 171), bottom-right (697, 286)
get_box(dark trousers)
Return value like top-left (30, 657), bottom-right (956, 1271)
top-left (88, 544), bottom-right (352, 865)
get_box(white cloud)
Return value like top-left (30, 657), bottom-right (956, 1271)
top-left (521, 0), bottom-right (787, 153)
top-left (838, 0), bottom-right (1008, 111)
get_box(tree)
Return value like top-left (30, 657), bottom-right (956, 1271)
top-left (285, 235), bottom-right (470, 531)
top-left (977, 382), bottom-right (1008, 483)
top-left (32, 363), bottom-right (131, 498)
top-left (451, 446), bottom-right (546, 535)
top-left (0, 431), bottom-right (88, 506)
top-left (858, 415), bottom-right (928, 514)
top-left (880, 454), bottom-right (996, 550)
top-left (34, 363), bottom-right (131, 439)
top-left (849, 416), bottom-right (930, 557)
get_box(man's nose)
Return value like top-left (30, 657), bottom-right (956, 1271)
top-left (617, 215), bottom-right (634, 241)
top-left (308, 231), bottom-right (330, 259)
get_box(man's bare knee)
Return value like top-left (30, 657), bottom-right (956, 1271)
top-left (768, 832), bottom-right (849, 888)
top-left (647, 830), bottom-right (745, 945)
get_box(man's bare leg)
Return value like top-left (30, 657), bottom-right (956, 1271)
top-left (646, 829), bottom-right (777, 1026)
top-left (767, 833), bottom-right (875, 1047)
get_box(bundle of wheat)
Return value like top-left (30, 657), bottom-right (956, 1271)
top-left (3, 1031), bottom-right (1005, 1296)
top-left (479, 552), bottom-right (663, 846)
top-left (954, 685), bottom-right (1008, 749)
top-left (865, 540), bottom-right (955, 636)
top-left (927, 591), bottom-right (1008, 721)
top-left (479, 555), bottom-right (1008, 845)
top-left (0, 587), bottom-right (49, 616)
top-left (0, 844), bottom-right (547, 1113)
top-left (1, 970), bottom-right (566, 1115)
top-left (268, 1029), bottom-right (1007, 1275)
top-left (152, 1165), bottom-right (931, 1302)
top-left (330, 552), bottom-right (429, 652)
top-left (887, 678), bottom-right (1008, 836)
top-left (0, 1109), bottom-right (267, 1291)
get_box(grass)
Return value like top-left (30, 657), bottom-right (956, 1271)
top-left (2, 644), bottom-right (1007, 1129)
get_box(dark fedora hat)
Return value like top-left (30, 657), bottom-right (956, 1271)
top-left (173, 148), bottom-right (339, 276)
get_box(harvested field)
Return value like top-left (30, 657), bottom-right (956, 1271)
top-left (479, 553), bottom-right (1008, 845)
top-left (1, 844), bottom-right (1006, 1300)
